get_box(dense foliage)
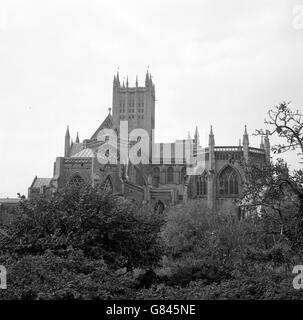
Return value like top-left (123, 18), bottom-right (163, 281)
top-left (1, 186), bottom-right (164, 270)
top-left (0, 186), bottom-right (164, 300)
top-left (1, 194), bottom-right (302, 300)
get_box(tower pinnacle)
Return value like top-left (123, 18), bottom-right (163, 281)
top-left (243, 125), bottom-right (249, 162)
top-left (264, 130), bottom-right (271, 162)
top-left (209, 126), bottom-right (215, 146)
top-left (260, 134), bottom-right (264, 149)
top-left (243, 125), bottom-right (249, 145)
top-left (65, 125), bottom-right (70, 137)
top-left (145, 69), bottom-right (150, 86)
top-left (194, 126), bottom-right (200, 146)
top-left (64, 125), bottom-right (71, 157)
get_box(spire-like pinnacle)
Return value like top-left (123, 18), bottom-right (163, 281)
top-left (187, 131), bottom-right (191, 140)
top-left (136, 75), bottom-right (138, 87)
top-left (208, 126), bottom-right (215, 146)
top-left (76, 132), bottom-right (80, 143)
top-left (260, 135), bottom-right (264, 149)
top-left (64, 125), bottom-right (71, 157)
top-left (108, 107), bottom-right (112, 115)
top-left (114, 69), bottom-right (120, 87)
top-left (263, 130), bottom-right (271, 161)
top-left (65, 125), bottom-right (70, 137)
top-left (243, 125), bottom-right (249, 146)
top-left (126, 76), bottom-right (129, 87)
top-left (264, 130), bottom-right (270, 146)
top-left (194, 125), bottom-right (199, 137)
top-left (145, 69), bottom-right (150, 85)
top-left (194, 126), bottom-right (200, 146)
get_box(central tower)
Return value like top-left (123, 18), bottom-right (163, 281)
top-left (112, 71), bottom-right (155, 139)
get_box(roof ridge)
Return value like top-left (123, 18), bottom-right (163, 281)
top-left (90, 113), bottom-right (119, 140)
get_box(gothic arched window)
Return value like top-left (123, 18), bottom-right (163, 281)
top-left (68, 174), bottom-right (85, 188)
top-left (180, 167), bottom-right (187, 184)
top-left (101, 176), bottom-right (113, 194)
top-left (135, 169), bottom-right (144, 186)
top-left (167, 167), bottom-right (174, 184)
top-left (218, 166), bottom-right (239, 196)
top-left (152, 167), bottom-right (160, 187)
top-left (197, 172), bottom-right (207, 196)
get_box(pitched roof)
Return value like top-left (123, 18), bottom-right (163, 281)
top-left (90, 114), bottom-right (119, 140)
top-left (32, 177), bottom-right (52, 189)
top-left (71, 148), bottom-right (95, 158)
top-left (70, 142), bottom-right (84, 156)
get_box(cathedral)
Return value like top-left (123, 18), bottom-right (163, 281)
top-left (28, 71), bottom-right (270, 214)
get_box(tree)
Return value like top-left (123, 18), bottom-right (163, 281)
top-left (239, 102), bottom-right (303, 248)
top-left (255, 102), bottom-right (303, 213)
top-left (259, 101), bottom-right (303, 161)
top-left (0, 185), bottom-right (164, 270)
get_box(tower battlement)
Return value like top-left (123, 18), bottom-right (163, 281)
top-left (112, 71), bottom-right (155, 138)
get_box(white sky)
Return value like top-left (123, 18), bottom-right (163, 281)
top-left (0, 0), bottom-right (303, 197)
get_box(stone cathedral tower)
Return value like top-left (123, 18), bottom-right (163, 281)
top-left (112, 71), bottom-right (155, 139)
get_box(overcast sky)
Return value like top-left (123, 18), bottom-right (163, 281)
top-left (0, 0), bottom-right (303, 197)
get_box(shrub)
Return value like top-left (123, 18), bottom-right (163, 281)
top-left (0, 249), bottom-right (135, 300)
top-left (1, 186), bottom-right (164, 270)
top-left (159, 200), bottom-right (298, 290)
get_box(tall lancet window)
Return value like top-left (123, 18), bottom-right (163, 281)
top-left (167, 167), bottom-right (174, 184)
top-left (180, 166), bottom-right (187, 184)
top-left (218, 166), bottom-right (239, 196)
top-left (152, 167), bottom-right (160, 187)
top-left (101, 176), bottom-right (113, 194)
top-left (197, 172), bottom-right (208, 196)
top-left (135, 169), bottom-right (144, 186)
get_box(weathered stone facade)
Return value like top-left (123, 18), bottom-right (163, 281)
top-left (29, 72), bottom-right (270, 213)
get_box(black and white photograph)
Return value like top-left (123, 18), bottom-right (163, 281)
top-left (0, 0), bottom-right (303, 311)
